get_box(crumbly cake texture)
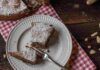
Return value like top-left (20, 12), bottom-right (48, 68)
top-left (8, 22), bottom-right (54, 65)
top-left (8, 48), bottom-right (43, 64)
top-left (31, 22), bottom-right (54, 48)
top-left (0, 0), bottom-right (27, 15)
top-left (0, 0), bottom-right (41, 20)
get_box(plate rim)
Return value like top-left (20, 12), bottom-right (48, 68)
top-left (6, 15), bottom-right (72, 70)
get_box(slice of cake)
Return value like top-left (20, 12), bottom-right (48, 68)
top-left (0, 0), bottom-right (27, 16)
top-left (31, 22), bottom-right (55, 48)
top-left (8, 48), bottom-right (43, 64)
top-left (8, 22), bottom-right (55, 65)
top-left (0, 0), bottom-right (41, 20)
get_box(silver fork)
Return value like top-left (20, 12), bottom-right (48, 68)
top-left (27, 46), bottom-right (66, 70)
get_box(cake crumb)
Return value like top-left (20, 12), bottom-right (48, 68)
top-left (98, 48), bottom-right (100, 51)
top-left (91, 32), bottom-right (98, 37)
top-left (99, 24), bottom-right (100, 28)
top-left (96, 36), bottom-right (100, 43)
top-left (3, 54), bottom-right (6, 58)
top-left (89, 49), bottom-right (96, 55)
top-left (86, 0), bottom-right (97, 5)
top-left (73, 4), bottom-right (80, 8)
top-left (87, 45), bottom-right (91, 49)
top-left (84, 38), bottom-right (88, 42)
top-left (44, 49), bottom-right (50, 53)
top-left (81, 11), bottom-right (87, 16)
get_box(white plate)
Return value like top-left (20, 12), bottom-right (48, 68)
top-left (6, 15), bottom-right (72, 70)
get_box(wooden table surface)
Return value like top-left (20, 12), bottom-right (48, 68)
top-left (0, 0), bottom-right (100, 70)
top-left (51, 0), bottom-right (100, 69)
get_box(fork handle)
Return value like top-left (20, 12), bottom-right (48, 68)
top-left (47, 56), bottom-right (67, 70)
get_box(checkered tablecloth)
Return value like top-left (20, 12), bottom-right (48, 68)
top-left (0, 5), bottom-right (96, 70)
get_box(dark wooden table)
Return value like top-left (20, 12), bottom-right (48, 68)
top-left (0, 0), bottom-right (100, 70)
top-left (51, 0), bottom-right (100, 69)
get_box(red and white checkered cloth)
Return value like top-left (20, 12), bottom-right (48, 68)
top-left (0, 5), bottom-right (96, 70)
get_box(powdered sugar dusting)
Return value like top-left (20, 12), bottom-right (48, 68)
top-left (31, 23), bottom-right (53, 45)
top-left (22, 48), bottom-right (36, 61)
top-left (0, 0), bottom-right (27, 15)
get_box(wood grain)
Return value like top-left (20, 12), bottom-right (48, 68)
top-left (51, 0), bottom-right (100, 69)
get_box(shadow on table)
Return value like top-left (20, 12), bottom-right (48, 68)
top-left (64, 40), bottom-right (79, 70)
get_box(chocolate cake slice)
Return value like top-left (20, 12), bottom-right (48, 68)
top-left (8, 48), bottom-right (43, 64)
top-left (0, 0), bottom-right (42, 20)
top-left (8, 22), bottom-right (55, 65)
top-left (31, 22), bottom-right (55, 48)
